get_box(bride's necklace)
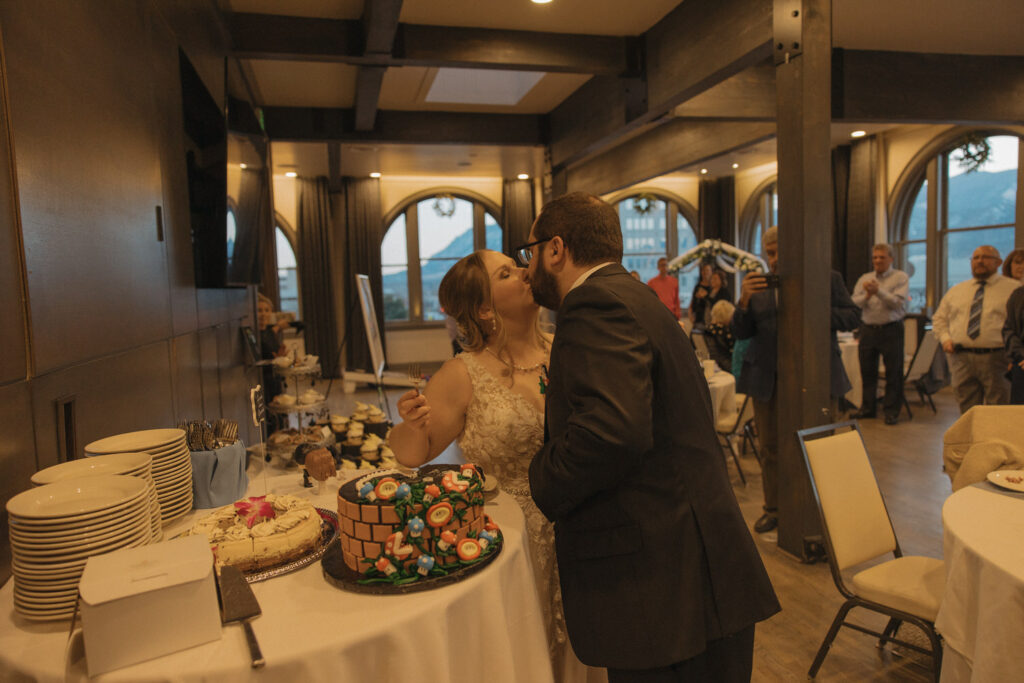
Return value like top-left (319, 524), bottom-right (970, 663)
top-left (484, 346), bottom-right (545, 373)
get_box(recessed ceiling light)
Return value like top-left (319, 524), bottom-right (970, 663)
top-left (239, 163), bottom-right (247, 169)
top-left (285, 171), bottom-right (297, 178)
top-left (731, 163), bottom-right (739, 169)
top-left (517, 173), bottom-right (529, 180)
top-left (370, 172), bottom-right (382, 178)
top-left (700, 168), bottom-right (708, 175)
top-left (851, 130), bottom-right (867, 138)
top-left (532, 0), bottom-right (553, 4)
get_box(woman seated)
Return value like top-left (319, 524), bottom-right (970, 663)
top-left (705, 299), bottom-right (738, 374)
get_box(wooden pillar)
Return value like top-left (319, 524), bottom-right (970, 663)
top-left (773, 0), bottom-right (833, 558)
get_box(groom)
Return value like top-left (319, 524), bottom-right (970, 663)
top-left (524, 193), bottom-right (779, 681)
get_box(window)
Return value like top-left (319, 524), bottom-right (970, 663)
top-left (614, 192), bottom-right (699, 306)
top-left (893, 133), bottom-right (1020, 312)
top-left (739, 181), bottom-right (777, 257)
top-left (276, 226), bottom-right (299, 315)
top-left (382, 192), bottom-right (502, 323)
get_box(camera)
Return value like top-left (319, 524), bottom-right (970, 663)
top-left (762, 273), bottom-right (780, 289)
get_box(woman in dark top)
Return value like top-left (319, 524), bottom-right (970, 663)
top-left (1002, 286), bottom-right (1024, 404)
top-left (689, 262), bottom-right (714, 326)
top-left (705, 299), bottom-right (737, 374)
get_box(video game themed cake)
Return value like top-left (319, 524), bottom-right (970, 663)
top-left (331, 464), bottom-right (501, 588)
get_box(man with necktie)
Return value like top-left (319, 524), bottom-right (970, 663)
top-left (932, 245), bottom-right (1019, 413)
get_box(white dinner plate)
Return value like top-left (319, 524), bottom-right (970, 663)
top-left (12, 526), bottom-right (149, 562)
top-left (84, 429), bottom-right (186, 455)
top-left (159, 491), bottom-right (194, 512)
top-left (151, 446), bottom-right (190, 462)
top-left (147, 441), bottom-right (189, 456)
top-left (7, 476), bottom-right (148, 520)
top-left (7, 493), bottom-right (149, 530)
top-left (10, 515), bottom-right (146, 549)
top-left (152, 462), bottom-right (192, 483)
top-left (31, 452), bottom-right (153, 486)
top-left (987, 469), bottom-right (1024, 492)
top-left (8, 507), bottom-right (143, 540)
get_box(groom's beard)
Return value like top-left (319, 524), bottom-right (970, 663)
top-left (529, 255), bottom-right (561, 311)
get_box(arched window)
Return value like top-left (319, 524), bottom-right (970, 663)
top-left (610, 191), bottom-right (699, 306)
top-left (382, 190), bottom-right (502, 323)
top-left (275, 225), bottom-right (299, 315)
top-left (892, 132), bottom-right (1021, 313)
top-left (738, 179), bottom-right (777, 256)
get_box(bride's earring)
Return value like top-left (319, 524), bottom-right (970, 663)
top-left (491, 319), bottom-right (497, 333)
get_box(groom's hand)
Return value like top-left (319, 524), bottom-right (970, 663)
top-left (397, 389), bottom-right (431, 431)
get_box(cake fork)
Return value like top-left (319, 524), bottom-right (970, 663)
top-left (408, 363), bottom-right (423, 395)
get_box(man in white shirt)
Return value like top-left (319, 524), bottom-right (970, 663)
top-left (932, 245), bottom-right (1019, 413)
top-left (851, 244), bottom-right (910, 425)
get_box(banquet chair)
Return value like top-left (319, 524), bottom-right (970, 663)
top-left (715, 394), bottom-right (758, 485)
top-left (797, 422), bottom-right (945, 681)
top-left (899, 330), bottom-right (940, 420)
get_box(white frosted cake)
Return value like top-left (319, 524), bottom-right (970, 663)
top-left (189, 494), bottom-right (322, 571)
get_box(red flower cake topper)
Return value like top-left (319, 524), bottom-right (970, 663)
top-left (233, 496), bottom-right (277, 528)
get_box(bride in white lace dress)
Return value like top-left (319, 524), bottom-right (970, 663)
top-left (389, 250), bottom-right (601, 683)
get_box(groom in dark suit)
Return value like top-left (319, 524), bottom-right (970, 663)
top-left (523, 193), bottom-right (779, 682)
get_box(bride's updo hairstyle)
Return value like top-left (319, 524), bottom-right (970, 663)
top-left (438, 251), bottom-right (504, 353)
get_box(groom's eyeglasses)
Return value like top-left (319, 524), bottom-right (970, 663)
top-left (514, 238), bottom-right (551, 267)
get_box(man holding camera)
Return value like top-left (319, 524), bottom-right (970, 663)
top-left (732, 226), bottom-right (860, 534)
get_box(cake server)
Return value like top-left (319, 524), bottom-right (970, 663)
top-left (217, 565), bottom-right (266, 668)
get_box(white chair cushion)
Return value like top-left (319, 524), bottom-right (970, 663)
top-left (851, 555), bottom-right (945, 621)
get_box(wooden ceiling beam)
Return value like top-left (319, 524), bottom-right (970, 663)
top-left (671, 62), bottom-right (776, 121)
top-left (834, 49), bottom-right (1024, 124)
top-left (353, 0), bottom-right (403, 132)
top-left (227, 12), bottom-right (630, 75)
top-left (563, 120), bottom-right (776, 196)
top-left (548, 0), bottom-right (772, 170)
top-left (261, 107), bottom-right (544, 146)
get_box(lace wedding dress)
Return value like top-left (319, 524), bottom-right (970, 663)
top-left (457, 353), bottom-right (601, 682)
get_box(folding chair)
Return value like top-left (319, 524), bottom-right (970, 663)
top-left (900, 330), bottom-right (940, 419)
top-left (797, 422), bottom-right (945, 681)
top-left (715, 393), bottom-right (758, 485)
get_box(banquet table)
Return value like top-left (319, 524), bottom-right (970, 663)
top-left (934, 481), bottom-right (1024, 682)
top-left (0, 460), bottom-right (554, 683)
top-left (706, 370), bottom-right (736, 423)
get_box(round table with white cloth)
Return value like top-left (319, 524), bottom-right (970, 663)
top-left (935, 482), bottom-right (1024, 682)
top-left (706, 370), bottom-right (737, 423)
top-left (839, 337), bottom-right (862, 408)
top-left (0, 460), bottom-right (554, 683)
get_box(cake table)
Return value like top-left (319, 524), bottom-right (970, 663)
top-left (0, 461), bottom-right (554, 683)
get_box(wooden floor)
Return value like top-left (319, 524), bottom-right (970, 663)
top-left (316, 379), bottom-right (960, 682)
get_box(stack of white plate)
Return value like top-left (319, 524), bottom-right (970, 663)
top-left (7, 475), bottom-right (150, 621)
top-left (84, 428), bottom-right (192, 525)
top-left (31, 452), bottom-right (163, 543)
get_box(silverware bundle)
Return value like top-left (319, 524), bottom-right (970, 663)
top-left (178, 419), bottom-right (239, 451)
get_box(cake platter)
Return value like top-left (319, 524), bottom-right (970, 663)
top-left (201, 507), bottom-right (340, 584)
top-left (320, 534), bottom-right (502, 595)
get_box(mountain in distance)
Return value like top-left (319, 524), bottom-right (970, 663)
top-left (907, 168), bottom-right (1017, 236)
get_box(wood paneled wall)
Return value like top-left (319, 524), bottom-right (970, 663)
top-left (0, 0), bottom-right (258, 584)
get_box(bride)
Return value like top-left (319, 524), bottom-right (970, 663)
top-left (389, 249), bottom-right (600, 683)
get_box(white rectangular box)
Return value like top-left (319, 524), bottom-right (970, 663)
top-left (79, 534), bottom-right (222, 677)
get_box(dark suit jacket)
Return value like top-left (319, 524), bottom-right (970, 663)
top-left (529, 264), bottom-right (779, 669)
top-left (732, 270), bottom-right (861, 402)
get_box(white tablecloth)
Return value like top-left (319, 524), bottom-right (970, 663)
top-left (0, 463), bottom-right (554, 683)
top-left (706, 371), bottom-right (737, 424)
top-left (839, 339), bottom-right (862, 408)
top-left (935, 484), bottom-right (1024, 682)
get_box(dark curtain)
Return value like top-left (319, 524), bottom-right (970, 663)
top-left (342, 177), bottom-right (384, 372)
top-left (501, 179), bottom-right (535, 255)
top-left (297, 177), bottom-right (340, 377)
top-left (832, 139), bottom-right (876, 287)
top-left (228, 167), bottom-right (273, 286)
top-left (698, 177), bottom-right (735, 243)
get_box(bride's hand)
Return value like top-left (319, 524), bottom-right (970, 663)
top-left (397, 389), bottom-right (431, 431)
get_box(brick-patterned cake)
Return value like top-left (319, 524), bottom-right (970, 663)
top-left (336, 464), bottom-right (501, 585)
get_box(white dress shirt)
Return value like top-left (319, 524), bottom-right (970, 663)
top-left (569, 262), bottom-right (616, 293)
top-left (851, 267), bottom-right (909, 324)
top-left (932, 273), bottom-right (1021, 348)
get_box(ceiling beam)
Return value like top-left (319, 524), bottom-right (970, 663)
top-left (834, 49), bottom-right (1024, 124)
top-left (671, 62), bottom-right (776, 121)
top-left (261, 107), bottom-right (544, 146)
top-left (548, 0), bottom-right (773, 170)
top-left (227, 12), bottom-right (631, 75)
top-left (563, 120), bottom-right (776, 196)
top-left (353, 0), bottom-right (403, 131)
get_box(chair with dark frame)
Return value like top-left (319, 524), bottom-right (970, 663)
top-left (715, 393), bottom-right (760, 485)
top-left (797, 421), bottom-right (945, 681)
